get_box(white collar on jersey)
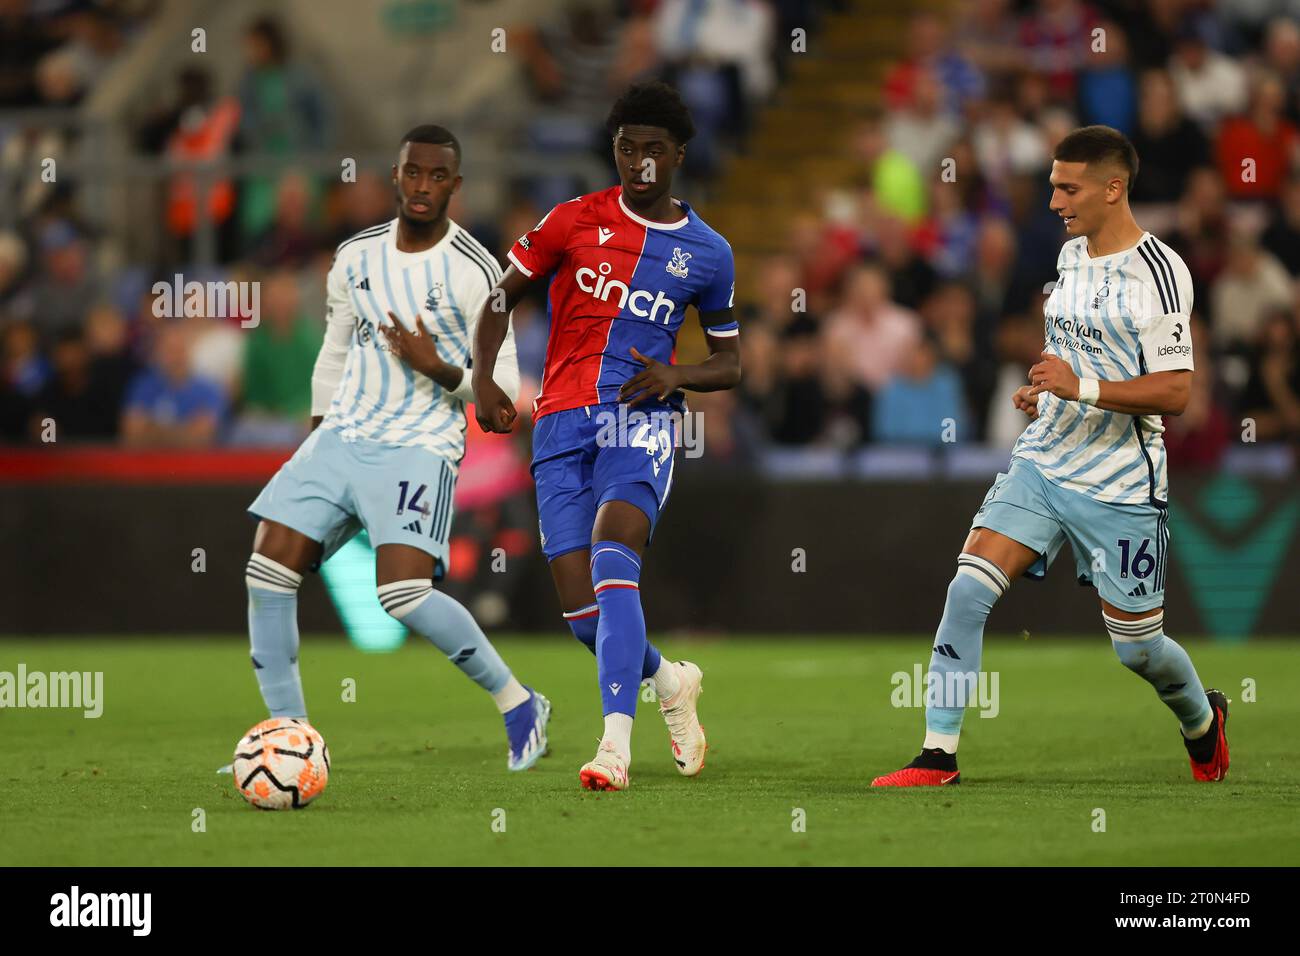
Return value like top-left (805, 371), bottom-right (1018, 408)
top-left (617, 192), bottom-right (689, 231)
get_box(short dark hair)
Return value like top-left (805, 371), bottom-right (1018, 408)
top-left (605, 81), bottom-right (695, 146)
top-left (400, 125), bottom-right (462, 165)
top-left (1053, 125), bottom-right (1139, 192)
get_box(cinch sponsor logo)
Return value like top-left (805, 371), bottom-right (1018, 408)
top-left (1158, 344), bottom-right (1192, 356)
top-left (0, 665), bottom-right (102, 718)
top-left (575, 261), bottom-right (676, 324)
top-left (50, 886), bottom-right (151, 936)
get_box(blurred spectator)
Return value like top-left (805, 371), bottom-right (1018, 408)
top-left (162, 74), bottom-right (240, 250)
top-left (823, 264), bottom-right (922, 393)
top-left (1215, 71), bottom-right (1300, 201)
top-left (1263, 16), bottom-right (1300, 124)
top-left (956, 0), bottom-right (1023, 80)
top-left (1169, 166), bottom-right (1232, 293)
top-left (28, 329), bottom-right (120, 441)
top-left (0, 321), bottom-right (48, 440)
top-left (251, 172), bottom-right (322, 269)
top-left (230, 271), bottom-right (317, 445)
top-left (1078, 21), bottom-right (1137, 134)
top-left (870, 214), bottom-right (937, 311)
top-left (1169, 26), bottom-right (1249, 131)
top-left (83, 303), bottom-right (139, 418)
top-left (0, 0), bottom-right (59, 106)
top-left (883, 12), bottom-right (986, 117)
top-left (16, 221), bottom-right (102, 346)
top-left (121, 323), bottom-right (226, 447)
top-left (329, 171), bottom-right (396, 247)
top-left (137, 68), bottom-right (219, 155)
top-left (1129, 69), bottom-right (1211, 204)
top-left (1262, 175), bottom-right (1300, 271)
top-left (922, 280), bottom-right (994, 434)
top-left (885, 68), bottom-right (960, 175)
top-left (1210, 229), bottom-right (1293, 351)
top-left (972, 85), bottom-right (1050, 191)
top-left (1239, 308), bottom-right (1300, 443)
top-left (1016, 0), bottom-right (1099, 103)
top-left (788, 212), bottom-right (859, 315)
top-left (849, 115), bottom-right (927, 223)
top-left (872, 335), bottom-right (970, 444)
top-left (986, 306), bottom-right (1047, 449)
top-left (0, 231), bottom-right (29, 310)
top-left (237, 16), bottom-right (332, 240)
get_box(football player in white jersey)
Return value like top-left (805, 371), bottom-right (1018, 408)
top-left (241, 126), bottom-right (551, 773)
top-left (873, 126), bottom-right (1229, 787)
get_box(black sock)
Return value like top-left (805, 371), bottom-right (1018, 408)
top-left (907, 747), bottom-right (958, 771)
top-left (1184, 710), bottom-right (1219, 763)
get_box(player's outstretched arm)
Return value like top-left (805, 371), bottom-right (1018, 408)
top-left (1028, 352), bottom-right (1191, 416)
top-left (471, 265), bottom-right (533, 433)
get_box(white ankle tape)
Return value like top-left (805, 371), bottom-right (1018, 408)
top-left (246, 554), bottom-right (303, 594)
top-left (377, 579), bottom-right (433, 620)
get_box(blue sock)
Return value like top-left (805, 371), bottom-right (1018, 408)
top-left (246, 554), bottom-right (307, 718)
top-left (1106, 611), bottom-right (1212, 733)
top-left (590, 541), bottom-right (646, 718)
top-left (564, 603), bottom-right (662, 679)
top-left (378, 579), bottom-right (510, 694)
top-left (925, 554), bottom-right (1009, 746)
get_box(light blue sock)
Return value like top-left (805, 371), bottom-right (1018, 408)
top-left (924, 554), bottom-right (1010, 745)
top-left (378, 579), bottom-right (510, 693)
top-left (1106, 611), bottom-right (1212, 733)
top-left (246, 554), bottom-right (307, 718)
top-left (564, 604), bottom-right (662, 679)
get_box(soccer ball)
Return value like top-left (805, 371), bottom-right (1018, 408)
top-left (232, 718), bottom-right (330, 810)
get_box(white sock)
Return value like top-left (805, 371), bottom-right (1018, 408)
top-left (491, 675), bottom-right (530, 714)
top-left (923, 730), bottom-right (960, 754)
top-left (652, 659), bottom-right (680, 702)
top-left (603, 712), bottom-right (634, 763)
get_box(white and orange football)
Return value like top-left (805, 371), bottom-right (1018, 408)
top-left (232, 718), bottom-right (330, 810)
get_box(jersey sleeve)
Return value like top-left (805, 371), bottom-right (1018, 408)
top-left (697, 239), bottom-right (738, 336)
top-left (505, 198), bottom-right (582, 279)
top-left (1136, 248), bottom-right (1195, 374)
top-left (310, 254), bottom-right (356, 416)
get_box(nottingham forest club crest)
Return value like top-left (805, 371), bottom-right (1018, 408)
top-left (424, 283), bottom-right (444, 310)
top-left (666, 247), bottom-right (691, 278)
top-left (1092, 276), bottom-right (1111, 310)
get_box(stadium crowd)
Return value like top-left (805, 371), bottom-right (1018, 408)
top-left (2, 0), bottom-right (1299, 471)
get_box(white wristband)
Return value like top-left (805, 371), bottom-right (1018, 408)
top-left (1077, 378), bottom-right (1100, 406)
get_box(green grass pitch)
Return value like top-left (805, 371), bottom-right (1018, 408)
top-left (0, 635), bottom-right (1296, 866)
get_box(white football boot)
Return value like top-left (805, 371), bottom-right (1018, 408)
top-left (659, 660), bottom-right (707, 776)
top-left (579, 739), bottom-right (629, 791)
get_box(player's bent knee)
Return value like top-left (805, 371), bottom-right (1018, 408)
top-left (1105, 609), bottom-right (1164, 674)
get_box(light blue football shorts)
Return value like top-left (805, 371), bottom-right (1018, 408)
top-left (971, 457), bottom-right (1170, 612)
top-left (249, 425), bottom-right (458, 578)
